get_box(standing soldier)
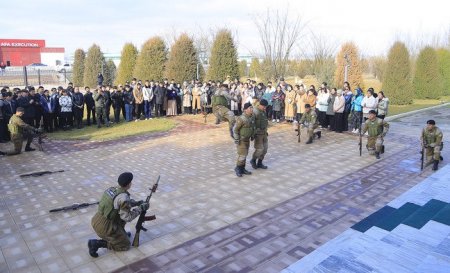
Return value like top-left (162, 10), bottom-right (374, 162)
top-left (6, 107), bottom-right (41, 155)
top-left (362, 110), bottom-right (389, 159)
top-left (233, 102), bottom-right (255, 177)
top-left (421, 120), bottom-right (443, 170)
top-left (88, 172), bottom-right (148, 258)
top-left (250, 99), bottom-right (269, 169)
top-left (212, 84), bottom-right (236, 137)
top-left (298, 104), bottom-right (321, 144)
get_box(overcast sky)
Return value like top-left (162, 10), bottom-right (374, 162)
top-left (2, 0), bottom-right (449, 57)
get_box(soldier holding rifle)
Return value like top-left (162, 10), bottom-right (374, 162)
top-left (421, 120), bottom-right (443, 171)
top-left (88, 172), bottom-right (149, 257)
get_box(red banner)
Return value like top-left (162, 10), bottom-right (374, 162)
top-left (0, 39), bottom-right (45, 48)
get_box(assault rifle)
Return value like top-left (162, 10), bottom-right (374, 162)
top-left (49, 201), bottom-right (99, 212)
top-left (296, 122), bottom-right (301, 143)
top-left (420, 142), bottom-right (425, 171)
top-left (132, 175), bottom-right (159, 247)
top-left (37, 118), bottom-right (45, 152)
top-left (359, 117), bottom-right (363, 156)
top-left (20, 169), bottom-right (65, 178)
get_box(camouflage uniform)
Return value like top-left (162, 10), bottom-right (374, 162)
top-left (233, 112), bottom-right (255, 174)
top-left (299, 110), bottom-right (320, 143)
top-left (251, 106), bottom-right (269, 167)
top-left (7, 114), bottom-right (36, 155)
top-left (362, 118), bottom-right (389, 156)
top-left (421, 126), bottom-right (443, 163)
top-left (212, 88), bottom-right (236, 136)
top-left (91, 187), bottom-right (142, 251)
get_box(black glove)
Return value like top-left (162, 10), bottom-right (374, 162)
top-left (234, 139), bottom-right (239, 145)
top-left (130, 200), bottom-right (144, 207)
top-left (139, 202), bottom-right (149, 211)
top-left (250, 136), bottom-right (254, 141)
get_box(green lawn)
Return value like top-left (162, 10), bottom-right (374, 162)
top-left (389, 96), bottom-right (450, 116)
top-left (49, 118), bottom-right (177, 141)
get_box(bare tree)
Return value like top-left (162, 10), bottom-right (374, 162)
top-left (304, 32), bottom-right (337, 85)
top-left (253, 8), bottom-right (307, 80)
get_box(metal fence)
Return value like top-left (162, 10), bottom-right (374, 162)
top-left (0, 66), bottom-right (70, 87)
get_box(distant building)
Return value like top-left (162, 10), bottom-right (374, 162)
top-left (0, 39), bottom-right (65, 66)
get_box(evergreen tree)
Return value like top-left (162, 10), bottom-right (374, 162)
top-left (134, 37), bottom-right (167, 81)
top-left (334, 42), bottom-right (364, 89)
top-left (436, 48), bottom-right (450, 96)
top-left (206, 29), bottom-right (239, 81)
top-left (72, 49), bottom-right (85, 87)
top-left (249, 58), bottom-right (262, 79)
top-left (165, 34), bottom-right (199, 82)
top-left (104, 60), bottom-right (116, 86)
top-left (239, 60), bottom-right (248, 78)
top-left (83, 44), bottom-right (105, 87)
top-left (115, 43), bottom-right (138, 85)
top-left (382, 42), bottom-right (413, 105)
top-left (413, 47), bottom-right (443, 99)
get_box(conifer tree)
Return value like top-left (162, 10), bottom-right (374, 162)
top-left (115, 43), bottom-right (138, 85)
top-left (83, 44), bottom-right (105, 88)
top-left (413, 47), bottom-right (443, 99)
top-left (206, 29), bottom-right (239, 81)
top-left (104, 60), bottom-right (116, 86)
top-left (334, 42), bottom-right (364, 89)
top-left (382, 42), bottom-right (413, 105)
top-left (134, 37), bottom-right (167, 81)
top-left (72, 49), bottom-right (85, 87)
top-left (165, 34), bottom-right (199, 82)
top-left (239, 60), bottom-right (248, 78)
top-left (436, 48), bottom-right (450, 96)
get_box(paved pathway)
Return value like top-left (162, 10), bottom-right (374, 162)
top-left (0, 106), bottom-right (447, 273)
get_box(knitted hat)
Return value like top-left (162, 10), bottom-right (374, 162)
top-left (118, 172), bottom-right (133, 187)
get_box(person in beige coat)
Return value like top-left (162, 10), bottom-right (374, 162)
top-left (294, 85), bottom-right (306, 121)
top-left (192, 83), bottom-right (202, 114)
top-left (284, 85), bottom-right (296, 122)
top-left (333, 89), bottom-right (345, 133)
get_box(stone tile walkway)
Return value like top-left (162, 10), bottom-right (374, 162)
top-left (0, 105), bottom-right (447, 273)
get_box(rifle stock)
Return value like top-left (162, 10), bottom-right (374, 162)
top-left (297, 122), bottom-right (301, 143)
top-left (49, 201), bottom-right (99, 213)
top-left (132, 175), bottom-right (160, 247)
top-left (421, 142), bottom-right (424, 171)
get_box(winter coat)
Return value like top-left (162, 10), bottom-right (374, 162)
top-left (326, 94), bottom-right (336, 115)
top-left (271, 91), bottom-right (285, 112)
top-left (361, 95), bottom-right (377, 114)
top-left (377, 98), bottom-right (389, 116)
top-left (333, 95), bottom-right (345, 113)
top-left (316, 92), bottom-right (329, 112)
top-left (59, 95), bottom-right (73, 112)
top-left (154, 86), bottom-right (166, 105)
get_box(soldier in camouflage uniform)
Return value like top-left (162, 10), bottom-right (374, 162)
top-left (362, 110), bottom-right (389, 159)
top-left (298, 104), bottom-right (321, 144)
top-left (88, 172), bottom-right (148, 257)
top-left (250, 99), bottom-right (269, 169)
top-left (233, 102), bottom-right (255, 177)
top-left (6, 107), bottom-right (40, 155)
top-left (421, 120), bottom-right (443, 170)
top-left (212, 84), bottom-right (236, 137)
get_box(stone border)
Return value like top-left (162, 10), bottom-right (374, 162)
top-left (385, 102), bottom-right (450, 122)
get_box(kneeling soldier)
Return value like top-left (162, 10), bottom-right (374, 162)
top-left (233, 102), bottom-right (255, 177)
top-left (362, 110), bottom-right (389, 159)
top-left (88, 172), bottom-right (148, 257)
top-left (6, 107), bottom-right (41, 155)
top-left (299, 104), bottom-right (321, 144)
top-left (421, 119), bottom-right (443, 170)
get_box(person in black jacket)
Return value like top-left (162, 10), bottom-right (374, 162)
top-left (111, 86), bottom-right (123, 123)
top-left (97, 73), bottom-right (104, 86)
top-left (103, 86), bottom-right (112, 123)
top-left (154, 81), bottom-right (166, 117)
top-left (72, 87), bottom-right (85, 129)
top-left (84, 87), bottom-right (96, 126)
top-left (16, 90), bottom-right (35, 126)
top-left (0, 92), bottom-right (15, 142)
top-left (123, 85), bottom-right (134, 122)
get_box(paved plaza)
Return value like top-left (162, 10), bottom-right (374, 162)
top-left (0, 106), bottom-right (449, 273)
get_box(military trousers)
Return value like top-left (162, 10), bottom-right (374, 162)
top-left (425, 144), bottom-right (441, 161)
top-left (213, 105), bottom-right (235, 130)
top-left (236, 138), bottom-right (250, 167)
top-left (252, 133), bottom-right (268, 160)
top-left (367, 136), bottom-right (383, 154)
top-left (8, 133), bottom-right (33, 155)
top-left (91, 212), bottom-right (130, 251)
top-left (307, 124), bottom-right (319, 139)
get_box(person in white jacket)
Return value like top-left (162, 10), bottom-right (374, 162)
top-left (142, 80), bottom-right (154, 120)
top-left (316, 87), bottom-right (329, 128)
top-left (361, 88), bottom-right (378, 121)
top-left (333, 89), bottom-right (345, 133)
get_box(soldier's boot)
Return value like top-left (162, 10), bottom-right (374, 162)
top-left (88, 239), bottom-right (107, 258)
top-left (241, 166), bottom-right (252, 175)
top-left (432, 160), bottom-right (439, 171)
top-left (375, 152), bottom-right (381, 159)
top-left (234, 166), bottom-right (243, 177)
top-left (250, 159), bottom-right (258, 169)
top-left (315, 131), bottom-right (321, 139)
top-left (257, 159), bottom-right (268, 169)
top-left (25, 145), bottom-right (35, 152)
top-left (440, 155), bottom-right (444, 161)
top-left (0, 151), bottom-right (5, 156)
top-left (306, 137), bottom-right (313, 144)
